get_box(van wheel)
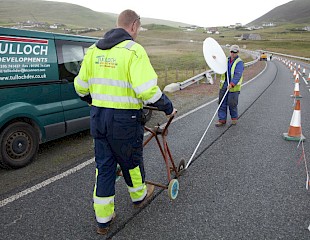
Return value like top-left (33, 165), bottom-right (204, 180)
top-left (0, 122), bottom-right (39, 169)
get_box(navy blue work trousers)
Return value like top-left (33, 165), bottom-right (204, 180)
top-left (218, 89), bottom-right (240, 121)
top-left (90, 106), bottom-right (145, 197)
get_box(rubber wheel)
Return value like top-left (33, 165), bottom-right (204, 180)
top-left (0, 122), bottom-right (39, 169)
top-left (178, 159), bottom-right (186, 173)
top-left (168, 179), bottom-right (179, 200)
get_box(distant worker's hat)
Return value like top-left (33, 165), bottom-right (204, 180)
top-left (230, 45), bottom-right (240, 53)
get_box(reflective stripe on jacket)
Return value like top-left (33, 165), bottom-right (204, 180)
top-left (74, 40), bottom-right (162, 109)
top-left (220, 57), bottom-right (244, 92)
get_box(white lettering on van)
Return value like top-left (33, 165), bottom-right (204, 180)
top-left (0, 57), bottom-right (48, 63)
top-left (40, 46), bottom-right (48, 55)
top-left (8, 44), bottom-right (16, 54)
top-left (24, 45), bottom-right (32, 55)
top-left (0, 43), bottom-right (49, 55)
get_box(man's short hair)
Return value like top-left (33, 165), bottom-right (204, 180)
top-left (117, 9), bottom-right (140, 28)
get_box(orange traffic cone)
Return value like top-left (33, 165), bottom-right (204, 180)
top-left (283, 99), bottom-right (305, 141)
top-left (293, 69), bottom-right (297, 77)
top-left (302, 68), bottom-right (306, 76)
top-left (291, 81), bottom-right (302, 98)
top-left (294, 74), bottom-right (300, 83)
top-left (308, 73), bottom-right (310, 82)
top-left (298, 64), bottom-right (301, 70)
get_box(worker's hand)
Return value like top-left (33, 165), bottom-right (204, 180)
top-left (166, 108), bottom-right (177, 119)
top-left (227, 83), bottom-right (234, 90)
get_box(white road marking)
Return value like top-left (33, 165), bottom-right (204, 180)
top-left (0, 158), bottom-right (94, 208)
top-left (302, 76), bottom-right (308, 85)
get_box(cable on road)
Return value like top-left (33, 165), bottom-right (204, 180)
top-left (297, 133), bottom-right (309, 190)
top-left (185, 61), bottom-right (278, 170)
top-left (185, 88), bottom-right (229, 169)
top-left (109, 62), bottom-right (278, 238)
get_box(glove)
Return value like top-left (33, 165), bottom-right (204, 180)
top-left (80, 95), bottom-right (92, 104)
top-left (166, 108), bottom-right (177, 119)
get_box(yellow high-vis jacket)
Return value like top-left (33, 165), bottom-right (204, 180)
top-left (74, 32), bottom-right (162, 110)
top-left (220, 57), bottom-right (244, 92)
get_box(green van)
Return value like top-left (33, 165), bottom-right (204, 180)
top-left (0, 27), bottom-right (98, 169)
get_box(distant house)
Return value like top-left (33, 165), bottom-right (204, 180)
top-left (49, 23), bottom-right (65, 29)
top-left (227, 23), bottom-right (242, 29)
top-left (240, 33), bottom-right (261, 40)
top-left (303, 26), bottom-right (310, 31)
top-left (205, 28), bottom-right (220, 34)
top-left (245, 26), bottom-right (264, 31)
top-left (15, 20), bottom-right (47, 29)
top-left (183, 25), bottom-right (199, 31)
top-left (140, 27), bottom-right (148, 31)
top-left (262, 22), bottom-right (275, 27)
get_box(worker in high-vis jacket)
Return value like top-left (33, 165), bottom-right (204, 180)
top-left (215, 45), bottom-right (244, 127)
top-left (74, 9), bottom-right (176, 235)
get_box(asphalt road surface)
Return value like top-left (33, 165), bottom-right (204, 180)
top-left (1, 59), bottom-right (310, 240)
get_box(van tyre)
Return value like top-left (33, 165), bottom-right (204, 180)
top-left (0, 122), bottom-right (39, 169)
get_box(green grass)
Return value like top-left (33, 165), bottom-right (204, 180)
top-left (138, 25), bottom-right (309, 88)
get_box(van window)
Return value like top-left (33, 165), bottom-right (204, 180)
top-left (56, 40), bottom-right (90, 82)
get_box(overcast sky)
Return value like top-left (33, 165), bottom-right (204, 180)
top-left (46, 0), bottom-right (292, 27)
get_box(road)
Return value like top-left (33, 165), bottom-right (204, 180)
top-left (1, 59), bottom-right (310, 240)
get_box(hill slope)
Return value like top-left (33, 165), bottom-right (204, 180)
top-left (0, 0), bottom-right (115, 28)
top-left (248, 0), bottom-right (310, 25)
top-left (0, 0), bottom-right (189, 29)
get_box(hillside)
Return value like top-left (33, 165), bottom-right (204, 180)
top-left (0, 0), bottom-right (114, 29)
top-left (103, 12), bottom-right (190, 28)
top-left (2, 0), bottom-right (309, 30)
top-left (248, 0), bottom-right (310, 25)
top-left (0, 0), bottom-right (189, 29)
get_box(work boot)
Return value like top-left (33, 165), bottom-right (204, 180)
top-left (231, 119), bottom-right (237, 125)
top-left (134, 184), bottom-right (155, 208)
top-left (96, 212), bottom-right (116, 235)
top-left (215, 121), bottom-right (226, 127)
